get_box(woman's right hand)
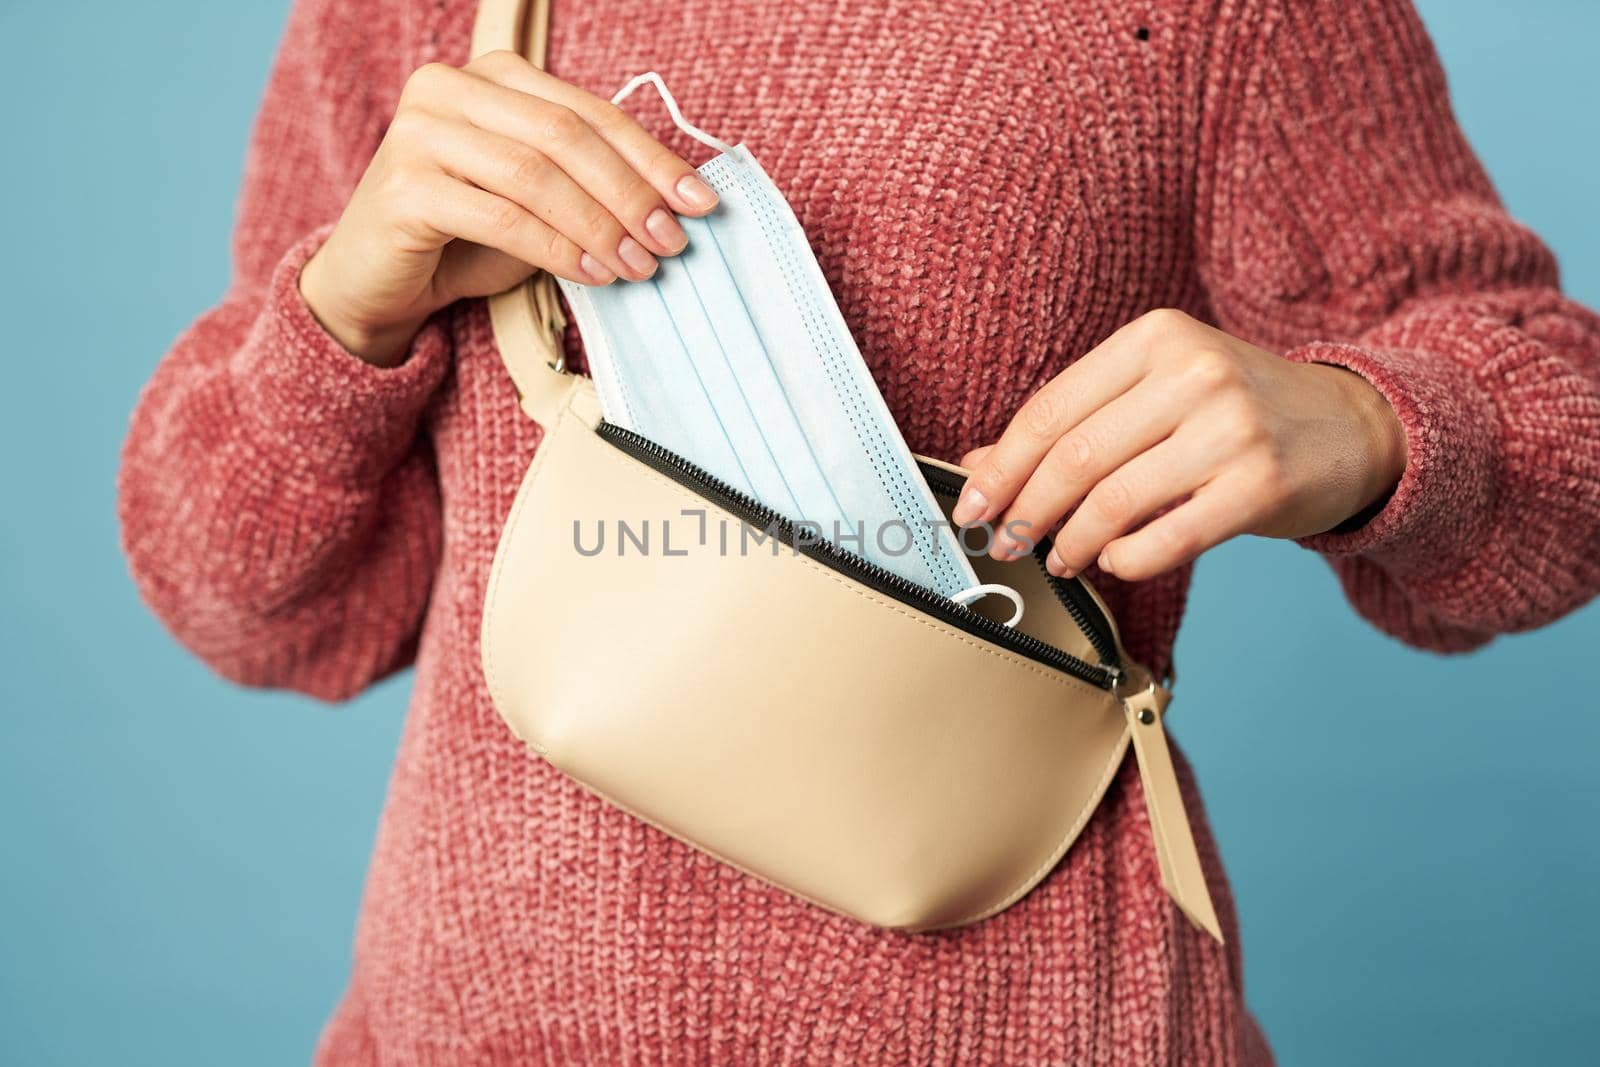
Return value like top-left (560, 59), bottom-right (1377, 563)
top-left (298, 50), bottom-right (720, 366)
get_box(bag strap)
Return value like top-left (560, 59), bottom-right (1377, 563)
top-left (471, 0), bottom-right (578, 425)
top-left (1116, 668), bottom-right (1224, 943)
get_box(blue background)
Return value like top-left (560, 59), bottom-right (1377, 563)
top-left (2, 1), bottom-right (1596, 1063)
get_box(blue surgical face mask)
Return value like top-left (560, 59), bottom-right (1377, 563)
top-left (560, 74), bottom-right (1008, 612)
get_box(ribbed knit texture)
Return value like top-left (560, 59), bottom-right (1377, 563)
top-left (117, 0), bottom-right (1600, 1062)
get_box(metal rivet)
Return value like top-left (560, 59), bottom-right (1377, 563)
top-left (1137, 708), bottom-right (1156, 725)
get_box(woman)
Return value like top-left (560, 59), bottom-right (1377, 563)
top-left (118, 0), bottom-right (1600, 1062)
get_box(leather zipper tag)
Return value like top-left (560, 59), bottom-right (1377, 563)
top-left (1120, 673), bottom-right (1225, 944)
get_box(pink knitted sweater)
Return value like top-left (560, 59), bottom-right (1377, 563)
top-left (118, 0), bottom-right (1600, 1062)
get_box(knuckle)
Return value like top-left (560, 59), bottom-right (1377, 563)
top-left (975, 456), bottom-right (1012, 494)
top-left (385, 107), bottom-right (427, 143)
top-left (578, 202), bottom-right (623, 244)
top-left (403, 62), bottom-right (454, 101)
top-left (540, 228), bottom-right (574, 268)
top-left (589, 99), bottom-right (634, 138)
top-left (1058, 430), bottom-right (1098, 475)
top-left (1020, 390), bottom-right (1063, 438)
top-left (1152, 519), bottom-right (1196, 560)
top-left (1091, 476), bottom-right (1135, 524)
top-left (505, 146), bottom-right (552, 188)
top-left (537, 105), bottom-right (586, 146)
top-left (481, 197), bottom-right (524, 236)
top-left (382, 166), bottom-right (430, 218)
top-left (372, 148), bottom-right (426, 197)
top-left (614, 171), bottom-right (660, 219)
top-left (1182, 346), bottom-right (1241, 391)
top-left (643, 152), bottom-right (693, 189)
top-left (1136, 306), bottom-right (1190, 337)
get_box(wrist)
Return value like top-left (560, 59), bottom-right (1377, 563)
top-left (1331, 362), bottom-right (1408, 515)
top-left (298, 245), bottom-right (426, 368)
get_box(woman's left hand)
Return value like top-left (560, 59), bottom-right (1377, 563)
top-left (951, 309), bottom-right (1409, 581)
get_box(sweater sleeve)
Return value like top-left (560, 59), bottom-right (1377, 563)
top-left (118, 0), bottom-right (447, 701)
top-left (1195, 0), bottom-right (1600, 652)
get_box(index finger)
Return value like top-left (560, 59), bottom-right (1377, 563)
top-left (951, 325), bottom-right (1149, 527)
top-left (466, 52), bottom-right (719, 216)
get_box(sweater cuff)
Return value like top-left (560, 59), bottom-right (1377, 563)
top-left (1280, 339), bottom-right (1500, 575)
top-left (230, 225), bottom-right (450, 485)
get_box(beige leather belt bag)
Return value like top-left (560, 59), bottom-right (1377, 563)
top-left (472, 0), bottom-right (1223, 941)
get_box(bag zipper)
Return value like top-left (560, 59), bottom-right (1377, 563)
top-left (916, 464), bottom-right (1121, 670)
top-left (596, 421), bottom-right (1119, 691)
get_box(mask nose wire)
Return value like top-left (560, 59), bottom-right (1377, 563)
top-left (611, 72), bottom-right (737, 157)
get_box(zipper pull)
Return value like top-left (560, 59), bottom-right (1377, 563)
top-left (1115, 664), bottom-right (1224, 944)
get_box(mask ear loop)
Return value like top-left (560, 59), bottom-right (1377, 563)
top-left (612, 72), bottom-right (737, 157)
top-left (950, 583), bottom-right (1026, 628)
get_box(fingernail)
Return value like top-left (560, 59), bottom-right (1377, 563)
top-left (579, 253), bottom-right (614, 284)
top-left (1097, 551), bottom-right (1114, 574)
top-left (952, 485), bottom-right (989, 526)
top-left (644, 207), bottom-right (687, 253)
top-left (618, 236), bottom-right (657, 277)
top-left (676, 173), bottom-right (718, 212)
top-left (1046, 549), bottom-right (1069, 577)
